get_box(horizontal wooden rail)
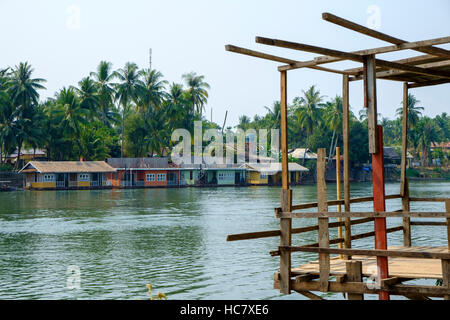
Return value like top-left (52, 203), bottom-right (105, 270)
top-left (270, 226), bottom-right (403, 256)
top-left (274, 279), bottom-right (450, 297)
top-left (277, 246), bottom-right (450, 259)
top-left (227, 217), bottom-right (374, 241)
top-left (277, 194), bottom-right (402, 211)
top-left (409, 197), bottom-right (449, 202)
top-left (410, 221), bottom-right (447, 226)
top-left (277, 211), bottom-right (447, 219)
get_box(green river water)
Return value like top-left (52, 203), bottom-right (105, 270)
top-left (0, 181), bottom-right (448, 300)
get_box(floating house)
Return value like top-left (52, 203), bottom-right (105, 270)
top-left (245, 162), bottom-right (309, 185)
top-left (179, 162), bottom-right (247, 186)
top-left (106, 157), bottom-right (179, 188)
top-left (19, 161), bottom-right (116, 190)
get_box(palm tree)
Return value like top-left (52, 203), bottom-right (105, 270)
top-left (52, 87), bottom-right (89, 158)
top-left (324, 95), bottom-right (343, 163)
top-left (76, 77), bottom-right (99, 116)
top-left (6, 62), bottom-right (46, 169)
top-left (165, 83), bottom-right (191, 131)
top-left (416, 117), bottom-right (441, 166)
top-left (293, 85), bottom-right (325, 164)
top-left (136, 69), bottom-right (168, 114)
top-left (396, 93), bottom-right (424, 129)
top-left (90, 61), bottom-right (117, 127)
top-left (182, 71), bottom-right (210, 116)
top-left (264, 101), bottom-right (281, 129)
top-left (113, 62), bottom-right (143, 157)
top-left (237, 115), bottom-right (251, 131)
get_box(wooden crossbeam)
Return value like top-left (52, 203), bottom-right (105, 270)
top-left (350, 60), bottom-right (450, 81)
top-left (322, 12), bottom-right (450, 59)
top-left (256, 36), bottom-right (450, 79)
top-left (408, 79), bottom-right (450, 88)
top-left (279, 246), bottom-right (450, 260)
top-left (276, 211), bottom-right (448, 219)
top-left (224, 44), bottom-right (355, 75)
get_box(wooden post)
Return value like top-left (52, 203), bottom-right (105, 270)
top-left (402, 178), bottom-right (411, 246)
top-left (442, 259), bottom-right (450, 300)
top-left (346, 261), bottom-right (364, 300)
top-left (342, 74), bottom-right (352, 258)
top-left (279, 70), bottom-right (292, 294)
top-left (336, 147), bottom-right (343, 258)
top-left (317, 148), bottom-right (330, 292)
top-left (400, 82), bottom-right (409, 196)
top-left (446, 200), bottom-right (450, 250)
top-left (364, 54), bottom-right (379, 154)
top-left (372, 125), bottom-right (390, 300)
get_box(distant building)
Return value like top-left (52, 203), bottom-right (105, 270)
top-left (245, 162), bottom-right (309, 185)
top-left (3, 148), bottom-right (47, 166)
top-left (288, 148), bottom-right (318, 160)
top-left (106, 157), bottom-right (179, 187)
top-left (19, 161), bottom-right (115, 190)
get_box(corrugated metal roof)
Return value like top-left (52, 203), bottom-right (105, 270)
top-left (246, 162), bottom-right (309, 174)
top-left (106, 157), bottom-right (169, 168)
top-left (19, 161), bottom-right (116, 173)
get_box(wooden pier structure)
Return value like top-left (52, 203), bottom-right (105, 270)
top-left (225, 12), bottom-right (450, 300)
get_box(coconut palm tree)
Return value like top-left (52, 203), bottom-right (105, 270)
top-left (90, 61), bottom-right (117, 127)
top-left (182, 71), bottom-right (210, 116)
top-left (324, 95), bottom-right (343, 163)
top-left (136, 69), bottom-right (168, 114)
top-left (76, 77), bottom-right (99, 117)
top-left (416, 117), bottom-right (441, 166)
top-left (396, 93), bottom-right (424, 129)
top-left (113, 62), bottom-right (143, 157)
top-left (293, 85), bottom-right (325, 164)
top-left (237, 115), bottom-right (251, 131)
top-left (6, 62), bottom-right (46, 168)
top-left (52, 87), bottom-right (89, 158)
top-left (264, 101), bottom-right (281, 129)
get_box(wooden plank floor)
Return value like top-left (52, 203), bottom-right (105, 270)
top-left (291, 246), bottom-right (448, 280)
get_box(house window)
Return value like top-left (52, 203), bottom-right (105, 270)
top-left (260, 173), bottom-right (267, 179)
top-left (189, 171), bottom-right (193, 180)
top-left (78, 173), bottom-right (90, 181)
top-left (146, 173), bottom-right (155, 181)
top-left (157, 173), bottom-right (166, 181)
top-left (42, 174), bottom-right (54, 182)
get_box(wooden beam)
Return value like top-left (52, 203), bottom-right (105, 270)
top-left (294, 290), bottom-right (325, 300)
top-left (346, 261), bottom-right (364, 300)
top-left (275, 279), bottom-right (450, 297)
top-left (279, 246), bottom-right (450, 260)
top-left (408, 79), bottom-right (450, 88)
top-left (442, 258), bottom-right (450, 300)
top-left (365, 56), bottom-right (379, 154)
top-left (224, 45), bottom-right (355, 75)
top-left (322, 12), bottom-right (450, 59)
top-left (410, 221), bottom-right (446, 226)
top-left (317, 148), bottom-right (330, 292)
top-left (257, 36), bottom-right (450, 79)
top-left (342, 74), bottom-right (352, 259)
top-left (350, 60), bottom-right (450, 81)
top-left (277, 211), bottom-right (448, 219)
top-left (446, 200), bottom-right (450, 251)
top-left (371, 125), bottom-right (389, 300)
top-left (402, 179), bottom-right (411, 247)
top-left (400, 82), bottom-right (409, 197)
top-left (279, 70), bottom-right (291, 295)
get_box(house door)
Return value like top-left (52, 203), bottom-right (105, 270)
top-left (235, 172), bottom-right (240, 184)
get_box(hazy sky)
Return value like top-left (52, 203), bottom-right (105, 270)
top-left (1, 0), bottom-right (449, 127)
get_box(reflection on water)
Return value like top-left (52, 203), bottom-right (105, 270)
top-left (0, 181), bottom-right (448, 299)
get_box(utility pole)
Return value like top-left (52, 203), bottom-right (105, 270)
top-left (149, 48), bottom-right (152, 70)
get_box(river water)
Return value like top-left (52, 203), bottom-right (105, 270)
top-left (0, 181), bottom-right (448, 300)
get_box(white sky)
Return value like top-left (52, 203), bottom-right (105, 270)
top-left (1, 0), bottom-right (449, 127)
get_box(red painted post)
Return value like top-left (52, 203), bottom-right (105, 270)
top-left (372, 125), bottom-right (390, 300)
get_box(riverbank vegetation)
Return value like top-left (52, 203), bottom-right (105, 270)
top-left (0, 62), bottom-right (449, 171)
